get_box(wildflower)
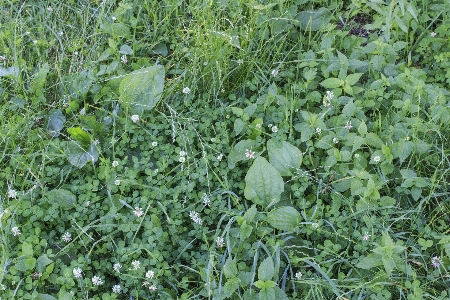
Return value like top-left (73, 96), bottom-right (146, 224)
top-left (271, 69), bottom-right (279, 77)
top-left (62, 232), bottom-right (72, 242)
top-left (47, 6), bottom-right (53, 12)
top-left (202, 193), bottom-right (211, 206)
top-left (145, 270), bottom-right (155, 279)
top-left (149, 284), bottom-right (157, 291)
top-left (237, 59), bottom-right (243, 65)
top-left (131, 115), bottom-right (139, 123)
top-left (58, 31), bottom-right (63, 36)
top-left (354, 153), bottom-right (360, 158)
top-left (25, 31), bottom-right (30, 35)
top-left (85, 201), bottom-right (91, 207)
top-left (92, 275), bottom-right (103, 286)
top-left (112, 284), bottom-right (121, 294)
top-left (255, 123), bottom-right (262, 129)
top-left (315, 128), bottom-right (322, 134)
top-left (114, 179), bottom-right (121, 186)
top-left (179, 156), bottom-right (186, 163)
top-left (74, 51), bottom-right (78, 55)
top-left (180, 150), bottom-right (186, 157)
top-left (323, 99), bottom-right (331, 107)
top-left (182, 87), bottom-right (191, 94)
top-left (217, 153), bottom-right (224, 161)
top-left (11, 226), bottom-right (20, 236)
top-left (112, 16), bottom-right (117, 21)
top-left (154, 169), bottom-right (158, 173)
top-left (73, 267), bottom-right (82, 278)
top-left (431, 256), bottom-right (443, 268)
top-left (152, 141), bottom-right (158, 147)
top-left (311, 223), bottom-right (319, 228)
top-left (133, 207), bottom-right (144, 217)
top-left (112, 160), bottom-right (119, 167)
top-left (121, 55), bottom-right (128, 64)
top-left (0, 283), bottom-right (5, 290)
top-left (132, 260), bottom-right (141, 270)
top-left (93, 139), bottom-right (99, 145)
top-left (245, 149), bottom-right (255, 159)
top-left (326, 90), bottom-right (334, 101)
top-left (33, 40), bottom-right (37, 45)
top-left (430, 32), bottom-right (436, 37)
top-left (8, 188), bottom-right (17, 199)
top-left (373, 155), bottom-right (381, 163)
top-left (142, 281), bottom-right (150, 287)
top-left (295, 272), bottom-right (303, 279)
top-left (216, 236), bottom-right (224, 248)
top-left (189, 211), bottom-right (203, 225)
top-left (113, 263), bottom-right (122, 273)
top-left (203, 61), bottom-right (208, 66)
top-left (344, 120), bottom-right (353, 130)
top-left (211, 138), bottom-right (216, 142)
top-left (362, 232), bottom-right (371, 241)
top-left (271, 126), bottom-right (278, 133)
top-left (333, 138), bottom-right (339, 144)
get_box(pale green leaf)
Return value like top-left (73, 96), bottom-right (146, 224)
top-left (356, 255), bottom-right (381, 269)
top-left (267, 206), bottom-right (301, 231)
top-left (223, 258), bottom-right (237, 278)
top-left (320, 78), bottom-right (343, 89)
top-left (119, 44), bottom-right (133, 55)
top-left (258, 257), bottom-right (275, 281)
top-left (267, 139), bottom-right (302, 176)
top-left (345, 73), bottom-right (363, 85)
top-left (22, 242), bottom-right (33, 256)
top-left (297, 8), bottom-right (332, 31)
top-left (46, 189), bottom-right (76, 209)
top-left (234, 118), bottom-right (245, 135)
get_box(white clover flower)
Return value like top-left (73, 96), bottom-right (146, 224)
top-left (311, 223), bottom-right (319, 228)
top-left (333, 138), bottom-right (339, 144)
top-left (373, 155), bottom-right (381, 163)
top-left (295, 272), bottom-right (303, 279)
top-left (354, 153), bottom-right (360, 158)
top-left (121, 55), bottom-right (128, 64)
top-left (112, 16), bottom-right (117, 21)
top-left (85, 201), bottom-right (91, 207)
top-left (326, 90), bottom-right (334, 101)
top-left (202, 193), bottom-right (211, 206)
top-left (315, 128), bottom-right (322, 134)
top-left (245, 149), bottom-right (255, 159)
top-left (271, 126), bottom-right (278, 133)
top-left (179, 150), bottom-right (186, 157)
top-left (113, 263), bottom-right (122, 273)
top-left (323, 99), bottom-right (331, 107)
top-left (33, 40), bottom-right (37, 45)
top-left (431, 256), bottom-right (443, 268)
top-left (152, 141), bottom-right (158, 147)
top-left (133, 207), bottom-right (144, 217)
top-left (179, 156), bottom-right (186, 163)
top-left (58, 31), bottom-right (63, 36)
top-left (237, 59), bottom-right (243, 65)
top-left (216, 236), bottom-right (224, 248)
top-left (8, 189), bottom-right (17, 199)
top-left (25, 31), bottom-right (30, 35)
top-left (62, 232), bottom-right (72, 242)
top-left (74, 51), bottom-right (78, 55)
top-left (189, 211), bottom-right (203, 225)
top-left (154, 169), bottom-right (158, 173)
top-left (131, 115), bottom-right (139, 123)
top-left (47, 6), bottom-right (53, 12)
top-left (271, 69), bottom-right (279, 77)
top-left (73, 267), bottom-right (82, 278)
top-left (430, 32), bottom-right (436, 37)
top-left (362, 232), bottom-right (371, 241)
top-left (344, 120), bottom-right (353, 130)
top-left (112, 284), bottom-right (121, 294)
top-left (11, 226), bottom-right (20, 236)
top-left (148, 284), bottom-right (157, 291)
top-left (92, 275), bottom-right (103, 286)
top-left (132, 260), bottom-right (141, 270)
top-left (145, 270), bottom-right (155, 279)
top-left (182, 87), bottom-right (191, 94)
top-left (217, 153), bottom-right (224, 161)
top-left (114, 179), bottom-right (121, 186)
top-left (112, 160), bottom-right (119, 167)
top-left (210, 138), bottom-right (216, 142)
top-left (255, 123), bottom-right (262, 129)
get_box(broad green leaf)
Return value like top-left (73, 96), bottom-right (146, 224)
top-left (342, 101), bottom-right (356, 117)
top-left (398, 140), bottom-right (413, 164)
top-left (30, 63), bottom-right (49, 92)
top-left (273, 287), bottom-right (289, 300)
top-left (259, 287), bottom-right (276, 300)
top-left (119, 44), bottom-right (133, 55)
top-left (356, 255), bottom-right (381, 269)
top-left (15, 257), bottom-right (36, 271)
top-left (224, 277), bottom-right (240, 296)
top-left (297, 8), bottom-right (332, 31)
top-left (240, 221), bottom-right (253, 240)
top-left (258, 257), bottom-right (275, 281)
top-left (267, 206), bottom-right (301, 231)
top-left (37, 255), bottom-right (53, 273)
top-left (365, 133), bottom-right (383, 148)
top-left (244, 157), bottom-right (284, 207)
top-left (100, 22), bottom-right (131, 38)
top-left (345, 73), bottom-right (363, 85)
top-left (119, 65), bottom-right (165, 114)
top-left (67, 127), bottom-right (91, 148)
top-left (358, 121), bottom-right (367, 135)
top-left (244, 204), bottom-right (258, 223)
top-left (151, 43), bottom-right (168, 56)
top-left (223, 257), bottom-right (237, 278)
top-left (66, 141), bottom-right (99, 168)
top-left (22, 242), bottom-right (33, 256)
top-left (46, 189), bottom-right (76, 209)
top-left (0, 66), bottom-right (19, 77)
top-left (382, 256), bottom-right (396, 276)
top-left (227, 139), bottom-right (258, 169)
top-left (234, 118), bottom-right (245, 135)
top-left (267, 139), bottom-right (302, 176)
top-left (320, 78), bottom-right (343, 89)
top-left (36, 294), bottom-right (58, 300)
top-left (46, 109), bottom-right (66, 137)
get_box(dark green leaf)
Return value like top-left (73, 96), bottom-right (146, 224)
top-left (267, 206), bottom-right (300, 231)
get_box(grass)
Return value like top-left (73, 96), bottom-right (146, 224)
top-left (1, 0), bottom-right (450, 299)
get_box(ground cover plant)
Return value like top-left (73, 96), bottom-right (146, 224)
top-left (1, 0), bottom-right (450, 299)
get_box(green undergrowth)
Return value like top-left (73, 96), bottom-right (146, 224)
top-left (1, 0), bottom-right (450, 299)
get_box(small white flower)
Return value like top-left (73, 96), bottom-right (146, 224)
top-left (131, 114), bottom-right (139, 123)
top-left (326, 90), bottom-right (334, 101)
top-left (85, 201), bottom-right (91, 207)
top-left (216, 236), bottom-right (224, 248)
top-left (121, 55), bottom-right (128, 64)
top-left (33, 40), bottom-right (37, 45)
top-left (430, 32), bottom-right (436, 37)
top-left (145, 270), bottom-right (155, 279)
top-left (154, 169), bottom-right (158, 173)
top-left (311, 223), bottom-right (319, 228)
top-left (315, 128), bottom-right (322, 134)
top-left (112, 284), bottom-right (121, 294)
top-left (255, 123), bottom-right (262, 129)
top-left (133, 207), bottom-right (144, 217)
top-left (25, 31), bottom-right (30, 35)
top-left (202, 193), bottom-right (211, 206)
top-left (152, 141), bottom-right (158, 147)
top-left (11, 226), bottom-right (20, 236)
top-left (333, 137), bottom-right (339, 144)
top-left (47, 6), bottom-right (53, 12)
top-left (0, 283), bottom-right (5, 290)
top-left (179, 156), bottom-right (186, 163)
top-left (74, 51), bottom-right (78, 55)
top-left (211, 138), bottom-right (216, 142)
top-left (373, 155), bottom-right (381, 163)
top-left (8, 189), bottom-right (17, 199)
top-left (112, 160), bottom-right (119, 167)
top-left (149, 284), bottom-right (157, 291)
top-left (112, 16), bottom-right (117, 21)
top-left (92, 275), bottom-right (103, 286)
top-left (268, 124), bottom-right (273, 128)
top-left (431, 256), bottom-right (443, 268)
top-left (354, 153), bottom-right (360, 158)
top-left (323, 99), bottom-right (331, 107)
top-left (203, 61), bottom-right (208, 66)
top-left (113, 263), bottom-right (122, 273)
top-left (73, 267), bottom-right (82, 278)
top-left (245, 149), bottom-right (255, 159)
top-left (180, 150), bottom-right (186, 157)
top-left (189, 211), bottom-right (203, 225)
top-left (58, 31), bottom-right (63, 36)
top-left (142, 281), bottom-right (150, 287)
top-left (405, 136), bottom-right (410, 141)
top-left (237, 59), bottom-right (243, 65)
top-left (344, 120), bottom-right (353, 130)
top-left (271, 126), bottom-right (278, 133)
top-left (295, 272), bottom-right (303, 279)
top-left (114, 179), bottom-right (121, 186)
top-left (217, 153), bottom-right (224, 161)
top-left (93, 139), bottom-right (99, 145)
top-left (362, 232), bottom-right (371, 241)
top-left (132, 260), bottom-right (141, 270)
top-left (62, 232), bottom-right (72, 242)
top-left (182, 87), bottom-right (191, 94)
top-left (271, 69), bottom-right (279, 77)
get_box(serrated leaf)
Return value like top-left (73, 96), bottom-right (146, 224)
top-left (352, 135), bottom-right (364, 153)
top-left (224, 277), bottom-right (239, 296)
top-left (342, 101), bottom-right (356, 117)
top-left (316, 135), bottom-right (333, 150)
top-left (267, 139), bottom-right (302, 176)
top-left (46, 189), bottom-right (76, 209)
top-left (267, 206), bottom-right (300, 231)
top-left (345, 73), bottom-right (363, 85)
top-left (234, 118), bottom-right (245, 135)
top-left (320, 78), bottom-right (343, 89)
top-left (398, 140), bottom-right (413, 164)
top-left (273, 287), bottom-right (289, 300)
top-left (240, 221), bottom-right (253, 240)
top-left (259, 286), bottom-right (276, 300)
top-left (244, 204), bottom-right (258, 223)
top-left (119, 65), bottom-right (165, 114)
top-left (297, 7), bottom-right (332, 31)
top-left (258, 257), bottom-right (275, 281)
top-left (356, 255), bottom-right (381, 269)
top-left (223, 258), bottom-right (237, 278)
top-left (365, 133), bottom-right (383, 148)
top-left (37, 255), bottom-right (53, 273)
top-left (244, 157), bottom-right (284, 208)
top-left (358, 121), bottom-right (367, 135)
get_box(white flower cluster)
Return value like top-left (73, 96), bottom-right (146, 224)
top-left (189, 211), bottom-right (203, 225)
top-left (323, 90), bottom-right (334, 107)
